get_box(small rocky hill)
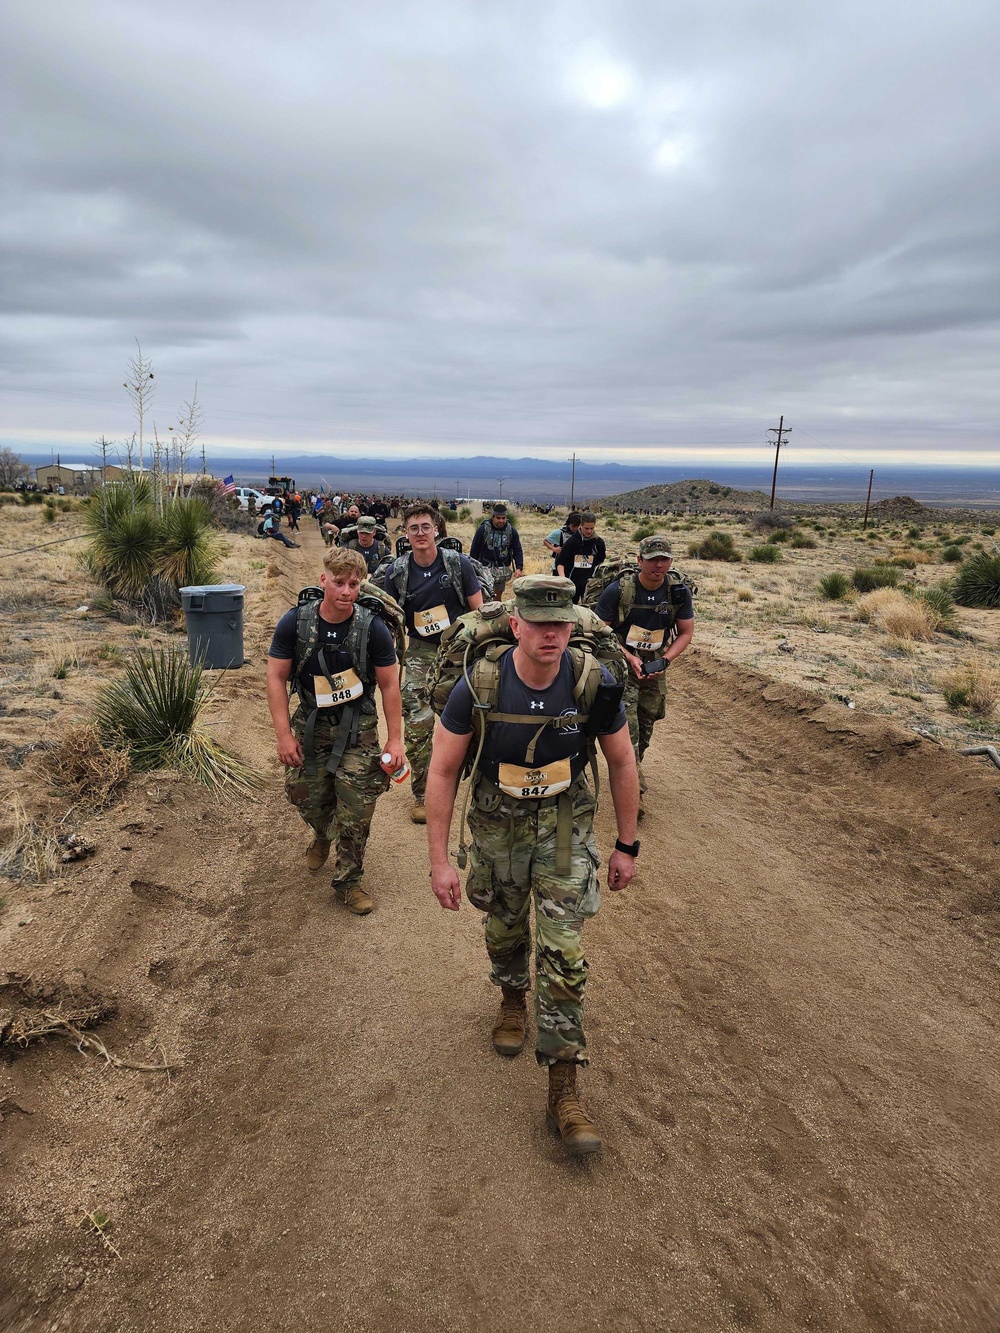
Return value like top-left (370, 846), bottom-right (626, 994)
top-left (601, 478), bottom-right (773, 513)
top-left (871, 496), bottom-right (931, 517)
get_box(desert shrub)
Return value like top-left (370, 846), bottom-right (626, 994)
top-left (441, 507), bottom-right (458, 522)
top-left (96, 648), bottom-right (261, 793)
top-left (941, 545), bottom-right (963, 563)
top-left (852, 565), bottom-right (901, 592)
top-left (632, 525), bottom-right (656, 542)
top-left (45, 725), bottom-right (132, 808)
top-left (919, 586), bottom-right (956, 630)
top-left (750, 512), bottom-right (793, 532)
top-left (736, 587), bottom-right (754, 602)
top-left (83, 481), bottom-right (220, 620)
top-left (0, 795), bottom-right (60, 883)
top-left (42, 505), bottom-right (57, 524)
top-left (878, 599), bottom-right (937, 642)
top-left (818, 572), bottom-right (850, 600)
top-left (688, 532), bottom-right (740, 561)
top-left (789, 533), bottom-right (817, 549)
top-left (939, 663), bottom-right (1000, 716)
top-left (767, 528), bottom-right (790, 544)
top-left (853, 588), bottom-right (909, 624)
top-left (457, 507), bottom-right (471, 522)
top-left (952, 553), bottom-right (1000, 609)
top-left (907, 526), bottom-right (921, 539)
top-left (749, 544), bottom-right (781, 563)
top-left (876, 555), bottom-right (916, 569)
top-left (21, 491), bottom-right (45, 506)
top-left (982, 527), bottom-right (995, 536)
top-left (155, 497), bottom-right (223, 588)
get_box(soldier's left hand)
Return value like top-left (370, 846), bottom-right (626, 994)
top-left (607, 850), bottom-right (636, 892)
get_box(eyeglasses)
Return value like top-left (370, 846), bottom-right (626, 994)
top-left (406, 524), bottom-right (436, 534)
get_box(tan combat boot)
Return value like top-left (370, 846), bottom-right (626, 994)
top-left (491, 987), bottom-right (527, 1057)
top-left (546, 1060), bottom-right (602, 1155)
top-left (334, 883), bottom-right (374, 915)
top-left (307, 837), bottom-right (332, 871)
top-left (410, 804), bottom-right (427, 824)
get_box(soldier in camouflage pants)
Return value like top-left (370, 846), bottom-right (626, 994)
top-left (624, 671), bottom-right (667, 786)
top-left (284, 709), bottom-right (389, 895)
top-left (466, 775), bottom-right (601, 1065)
top-left (399, 639), bottom-right (437, 803)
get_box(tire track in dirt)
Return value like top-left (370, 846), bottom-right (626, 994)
top-left (3, 526), bottom-right (999, 1332)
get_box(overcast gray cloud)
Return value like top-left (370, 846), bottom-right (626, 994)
top-left (3, 0), bottom-right (999, 464)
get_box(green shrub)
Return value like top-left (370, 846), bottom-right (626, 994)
top-left (750, 512), bottom-right (792, 532)
top-left (790, 534), bottom-right (817, 549)
top-left (851, 565), bottom-right (901, 592)
top-left (156, 497), bottom-right (222, 588)
top-left (749, 544), bottom-right (781, 563)
top-left (42, 505), bottom-right (57, 524)
top-left (767, 528), bottom-right (790, 544)
top-left (941, 545), bottom-right (963, 563)
top-left (441, 507), bottom-right (458, 522)
top-left (952, 552), bottom-right (1000, 609)
top-left (907, 526), bottom-right (921, 539)
top-left (96, 648), bottom-right (261, 793)
top-left (632, 525), bottom-right (656, 542)
top-left (919, 586), bottom-right (956, 627)
top-left (688, 532), bottom-right (740, 562)
top-left (818, 572), bottom-right (850, 600)
top-left (457, 507), bottom-right (471, 522)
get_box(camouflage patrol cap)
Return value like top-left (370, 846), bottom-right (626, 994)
top-left (638, 534), bottom-right (673, 558)
top-left (356, 515), bottom-right (377, 531)
top-left (511, 574), bottom-right (578, 622)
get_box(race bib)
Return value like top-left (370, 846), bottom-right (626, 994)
top-left (414, 604), bottom-right (450, 637)
top-left (574, 554), bottom-right (593, 570)
top-left (626, 625), bottom-right (665, 652)
top-left (497, 758), bottom-right (572, 800)
top-left (313, 668), bottom-right (363, 707)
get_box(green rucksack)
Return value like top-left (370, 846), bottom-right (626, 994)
top-left (427, 601), bottom-right (628, 870)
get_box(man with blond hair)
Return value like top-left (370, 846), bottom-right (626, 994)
top-left (267, 547), bottom-right (405, 915)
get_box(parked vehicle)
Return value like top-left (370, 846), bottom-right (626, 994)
top-left (234, 487), bottom-right (273, 512)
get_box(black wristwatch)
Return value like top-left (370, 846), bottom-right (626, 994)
top-left (614, 838), bottom-right (640, 858)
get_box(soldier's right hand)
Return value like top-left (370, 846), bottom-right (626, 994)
top-left (430, 864), bottom-right (462, 912)
top-left (626, 652), bottom-right (645, 680)
top-left (276, 735), bottom-right (303, 767)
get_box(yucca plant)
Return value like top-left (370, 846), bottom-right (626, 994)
top-left (84, 505), bottom-right (161, 602)
top-left (818, 571), bottom-right (850, 600)
top-left (155, 496), bottom-right (222, 588)
top-left (95, 648), bottom-right (260, 794)
top-left (953, 552), bottom-right (1000, 609)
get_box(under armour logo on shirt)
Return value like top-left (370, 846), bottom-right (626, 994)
top-left (529, 700), bottom-right (544, 710)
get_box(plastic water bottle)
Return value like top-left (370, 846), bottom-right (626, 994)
top-left (382, 753), bottom-right (410, 784)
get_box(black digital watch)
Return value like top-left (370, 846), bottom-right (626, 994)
top-left (614, 838), bottom-right (640, 858)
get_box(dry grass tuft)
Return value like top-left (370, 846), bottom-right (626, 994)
top-left (45, 725), bottom-right (132, 808)
top-left (0, 793), bottom-right (60, 882)
top-left (854, 589), bottom-right (938, 640)
top-left (939, 663), bottom-right (1000, 717)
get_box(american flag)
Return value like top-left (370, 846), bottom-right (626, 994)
top-left (222, 474), bottom-right (237, 495)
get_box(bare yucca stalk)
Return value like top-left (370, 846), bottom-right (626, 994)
top-left (96, 648), bottom-right (260, 794)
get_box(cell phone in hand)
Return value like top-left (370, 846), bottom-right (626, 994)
top-left (641, 657), bottom-right (668, 676)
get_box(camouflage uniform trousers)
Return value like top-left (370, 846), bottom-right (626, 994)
top-left (624, 669), bottom-right (667, 793)
top-left (486, 564), bottom-right (512, 599)
top-left (401, 637), bottom-right (438, 801)
top-left (466, 775), bottom-right (602, 1066)
top-left (284, 708), bottom-right (389, 890)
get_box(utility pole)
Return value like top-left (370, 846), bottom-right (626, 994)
top-left (271, 454), bottom-right (276, 478)
top-left (496, 476), bottom-right (506, 500)
top-left (767, 415), bottom-right (791, 511)
top-left (568, 452), bottom-right (577, 510)
top-left (862, 468), bottom-right (874, 529)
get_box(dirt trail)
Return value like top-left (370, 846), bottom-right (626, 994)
top-left (3, 526), bottom-right (999, 1332)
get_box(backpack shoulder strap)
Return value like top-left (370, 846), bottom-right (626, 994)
top-left (293, 598), bottom-right (320, 691)
top-left (344, 604), bottom-right (377, 684)
top-left (441, 546), bottom-right (467, 606)
top-left (390, 553), bottom-right (411, 605)
top-left (617, 569), bottom-right (639, 622)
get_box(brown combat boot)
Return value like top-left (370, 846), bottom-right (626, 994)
top-left (491, 986), bottom-right (527, 1057)
top-left (307, 837), bottom-right (332, 871)
top-left (410, 804), bottom-right (427, 824)
top-left (546, 1060), bottom-right (602, 1155)
top-left (334, 883), bottom-right (374, 915)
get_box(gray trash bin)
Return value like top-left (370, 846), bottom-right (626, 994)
top-left (180, 583), bottom-right (245, 669)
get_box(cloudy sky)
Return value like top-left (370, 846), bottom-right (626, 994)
top-left (3, 0), bottom-right (999, 468)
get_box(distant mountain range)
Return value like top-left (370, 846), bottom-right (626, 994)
top-left (20, 450), bottom-right (1000, 506)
